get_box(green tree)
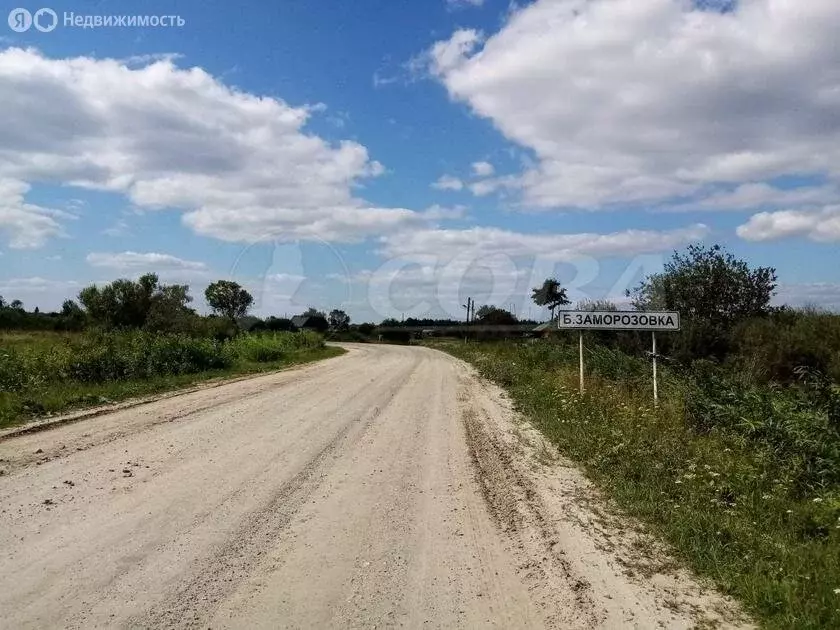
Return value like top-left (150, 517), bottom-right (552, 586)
top-left (78, 273), bottom-right (188, 329)
top-left (329, 309), bottom-right (350, 331)
top-left (629, 244), bottom-right (777, 328)
top-left (204, 280), bottom-right (254, 321)
top-left (264, 316), bottom-right (296, 332)
top-left (531, 278), bottom-right (570, 321)
top-left (304, 307), bottom-right (327, 319)
top-left (629, 244), bottom-right (777, 361)
top-left (475, 305), bottom-right (518, 325)
top-left (59, 299), bottom-right (86, 331)
top-left (357, 322), bottom-right (376, 336)
top-left (145, 284), bottom-right (195, 333)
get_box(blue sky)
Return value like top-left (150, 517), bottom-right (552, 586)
top-left (1, 0), bottom-right (839, 322)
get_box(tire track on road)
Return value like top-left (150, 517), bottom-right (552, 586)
top-left (126, 352), bottom-right (422, 629)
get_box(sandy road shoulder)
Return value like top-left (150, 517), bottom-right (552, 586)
top-left (452, 355), bottom-right (753, 629)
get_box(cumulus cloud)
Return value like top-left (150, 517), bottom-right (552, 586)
top-left (355, 223), bottom-right (707, 319)
top-left (468, 175), bottom-right (518, 197)
top-left (0, 48), bottom-right (437, 247)
top-left (431, 175), bottom-right (464, 191)
top-left (472, 161), bottom-right (494, 177)
top-left (672, 183), bottom-right (840, 212)
top-left (426, 0), bottom-right (840, 210)
top-left (86, 251), bottom-right (209, 272)
top-left (737, 206), bottom-right (840, 242)
top-left (0, 178), bottom-right (67, 248)
top-left (379, 224), bottom-right (709, 262)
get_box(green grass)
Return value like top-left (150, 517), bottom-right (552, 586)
top-left (438, 339), bottom-right (840, 630)
top-left (0, 331), bottom-right (344, 430)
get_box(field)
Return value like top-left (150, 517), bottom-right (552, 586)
top-left (0, 330), bottom-right (343, 430)
top-left (440, 338), bottom-right (840, 630)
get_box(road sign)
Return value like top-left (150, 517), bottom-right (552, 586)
top-left (554, 310), bottom-right (681, 406)
top-left (555, 311), bottom-right (680, 331)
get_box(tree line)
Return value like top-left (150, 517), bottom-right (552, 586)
top-left (0, 275), bottom-right (353, 339)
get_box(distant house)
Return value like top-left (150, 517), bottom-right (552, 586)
top-left (291, 314), bottom-right (328, 332)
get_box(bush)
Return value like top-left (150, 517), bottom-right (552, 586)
top-left (357, 323), bottom-right (376, 336)
top-left (685, 363), bottom-right (840, 495)
top-left (380, 330), bottom-right (411, 344)
top-left (734, 309), bottom-right (840, 384)
top-left (65, 332), bottom-right (231, 382)
top-left (0, 330), bottom-right (325, 392)
top-left (226, 331), bottom-right (324, 363)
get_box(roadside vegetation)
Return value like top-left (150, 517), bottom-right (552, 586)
top-left (0, 275), bottom-right (344, 429)
top-left (439, 244), bottom-right (840, 630)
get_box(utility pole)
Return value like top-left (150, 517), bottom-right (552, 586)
top-left (463, 297), bottom-right (475, 323)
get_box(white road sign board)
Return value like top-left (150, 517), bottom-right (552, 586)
top-left (556, 311), bottom-right (681, 331)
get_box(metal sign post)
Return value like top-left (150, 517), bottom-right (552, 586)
top-left (555, 311), bottom-right (680, 406)
top-left (579, 331), bottom-right (585, 395)
top-left (652, 331), bottom-right (658, 407)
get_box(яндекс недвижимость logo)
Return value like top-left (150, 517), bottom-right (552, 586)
top-left (7, 7), bottom-right (57, 32)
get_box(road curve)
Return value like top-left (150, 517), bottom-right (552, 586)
top-left (0, 344), bottom-right (747, 629)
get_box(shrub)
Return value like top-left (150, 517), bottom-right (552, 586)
top-left (734, 309), bottom-right (840, 384)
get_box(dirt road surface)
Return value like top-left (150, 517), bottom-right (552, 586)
top-left (0, 344), bottom-right (749, 629)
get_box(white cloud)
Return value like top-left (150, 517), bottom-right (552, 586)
top-left (446, 0), bottom-right (485, 9)
top-left (421, 204), bottom-right (468, 220)
top-left (468, 175), bottom-right (518, 197)
top-left (0, 277), bottom-right (81, 291)
top-left (379, 224), bottom-right (709, 262)
top-left (472, 161), bottom-right (495, 177)
top-left (0, 178), bottom-right (67, 248)
top-left (671, 183), bottom-right (840, 212)
top-left (426, 0), bottom-right (840, 210)
top-left (372, 70), bottom-right (400, 88)
top-left (737, 206), bottom-right (840, 242)
top-left (431, 174), bottom-right (464, 191)
top-left (0, 48), bottom-right (438, 247)
top-left (266, 273), bottom-right (306, 284)
top-left (774, 283), bottom-right (840, 310)
top-left (86, 251), bottom-right (209, 272)
top-left (352, 223), bottom-right (706, 320)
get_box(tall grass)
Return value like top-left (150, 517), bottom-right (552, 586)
top-left (0, 330), bottom-right (332, 427)
top-left (443, 339), bottom-right (840, 630)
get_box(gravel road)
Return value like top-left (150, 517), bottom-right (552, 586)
top-left (0, 344), bottom-right (749, 629)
